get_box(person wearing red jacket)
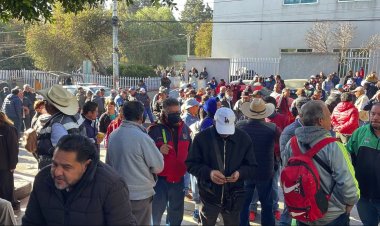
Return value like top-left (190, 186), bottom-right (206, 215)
top-left (148, 98), bottom-right (191, 226)
top-left (331, 92), bottom-right (359, 143)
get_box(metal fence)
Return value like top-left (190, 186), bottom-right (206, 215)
top-left (229, 58), bottom-right (280, 82)
top-left (337, 50), bottom-right (380, 78)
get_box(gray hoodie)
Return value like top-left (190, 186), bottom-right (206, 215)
top-left (106, 121), bottom-right (164, 200)
top-left (282, 126), bottom-right (359, 225)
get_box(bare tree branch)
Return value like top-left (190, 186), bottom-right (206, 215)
top-left (305, 22), bottom-right (333, 53)
top-left (361, 34), bottom-right (380, 52)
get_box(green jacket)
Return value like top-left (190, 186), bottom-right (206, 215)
top-left (347, 124), bottom-right (380, 199)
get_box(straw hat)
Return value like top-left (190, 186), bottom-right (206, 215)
top-left (37, 84), bottom-right (78, 116)
top-left (241, 98), bottom-right (275, 119)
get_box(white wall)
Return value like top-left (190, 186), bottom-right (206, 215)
top-left (212, 0), bottom-right (380, 58)
top-left (279, 52), bottom-right (339, 79)
top-left (185, 58), bottom-right (230, 82)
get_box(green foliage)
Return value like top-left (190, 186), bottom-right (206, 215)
top-left (107, 64), bottom-right (157, 77)
top-left (194, 22), bottom-right (212, 57)
top-left (122, 7), bottom-right (186, 66)
top-left (26, 6), bottom-right (112, 73)
top-left (180, 0), bottom-right (213, 55)
top-left (0, 20), bottom-right (35, 69)
top-left (0, 0), bottom-right (177, 22)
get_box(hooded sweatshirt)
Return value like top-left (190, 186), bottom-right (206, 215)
top-left (282, 126), bottom-right (359, 226)
top-left (106, 121), bottom-right (164, 200)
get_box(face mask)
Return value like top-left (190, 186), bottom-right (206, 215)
top-left (167, 112), bottom-right (181, 126)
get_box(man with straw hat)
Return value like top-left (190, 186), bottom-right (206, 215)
top-left (35, 84), bottom-right (84, 169)
top-left (237, 98), bottom-right (281, 226)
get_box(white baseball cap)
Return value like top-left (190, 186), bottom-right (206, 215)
top-left (214, 107), bottom-right (236, 135)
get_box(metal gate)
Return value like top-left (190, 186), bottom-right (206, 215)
top-left (229, 58), bottom-right (280, 82)
top-left (338, 49), bottom-right (380, 78)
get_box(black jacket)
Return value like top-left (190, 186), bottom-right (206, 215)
top-left (22, 161), bottom-right (137, 226)
top-left (236, 119), bottom-right (277, 181)
top-left (0, 124), bottom-right (18, 170)
top-left (186, 126), bottom-right (257, 206)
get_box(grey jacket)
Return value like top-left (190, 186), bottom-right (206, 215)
top-left (106, 121), bottom-right (164, 201)
top-left (281, 126), bottom-right (359, 225)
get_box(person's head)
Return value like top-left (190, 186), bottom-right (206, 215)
top-left (34, 100), bottom-right (46, 114)
top-left (203, 67), bottom-right (207, 72)
top-left (282, 88), bottom-right (290, 98)
top-left (370, 102), bottom-right (380, 131)
top-left (121, 90), bottom-right (128, 99)
top-left (187, 89), bottom-right (196, 98)
top-left (296, 88), bottom-right (306, 97)
top-left (106, 100), bottom-right (116, 114)
top-left (100, 88), bottom-right (105, 96)
top-left (18, 89), bottom-right (24, 98)
top-left (0, 111), bottom-right (14, 126)
top-left (315, 82), bottom-right (322, 90)
top-left (353, 86), bottom-right (365, 98)
top-left (203, 98), bottom-right (217, 116)
top-left (95, 90), bottom-right (101, 97)
top-left (214, 107), bottom-right (236, 138)
top-left (129, 87), bottom-right (136, 96)
top-left (51, 135), bottom-right (97, 190)
top-left (341, 92), bottom-right (354, 103)
top-left (274, 84), bottom-right (281, 93)
top-left (300, 100), bottom-right (331, 130)
top-left (335, 84), bottom-right (344, 92)
top-left (296, 98), bottom-right (309, 117)
top-left (184, 98), bottom-right (200, 116)
top-left (312, 90), bottom-right (322, 100)
top-left (275, 75), bottom-right (281, 81)
top-left (262, 96), bottom-right (277, 107)
top-left (37, 84), bottom-right (79, 116)
top-left (11, 88), bottom-right (19, 96)
top-left (251, 90), bottom-right (262, 99)
top-left (201, 94), bottom-right (210, 104)
top-left (226, 88), bottom-right (233, 98)
top-left (162, 98), bottom-right (181, 126)
top-left (78, 87), bottom-right (84, 94)
top-left (122, 101), bottom-right (144, 124)
top-left (138, 79), bottom-right (144, 85)
top-left (86, 90), bottom-right (93, 98)
top-left (220, 86), bottom-right (226, 94)
top-left (82, 101), bottom-right (98, 120)
top-left (241, 91), bottom-right (251, 102)
top-left (23, 84), bottom-right (30, 92)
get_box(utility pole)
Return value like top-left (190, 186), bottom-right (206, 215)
top-left (187, 34), bottom-right (191, 57)
top-left (112, 0), bottom-right (119, 89)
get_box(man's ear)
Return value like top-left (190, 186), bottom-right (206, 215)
top-left (84, 159), bottom-right (92, 169)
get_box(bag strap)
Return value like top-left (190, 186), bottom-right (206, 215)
top-left (305, 137), bottom-right (337, 159)
top-left (210, 127), bottom-right (224, 174)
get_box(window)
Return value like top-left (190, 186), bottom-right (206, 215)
top-left (284, 0), bottom-right (318, 4)
top-left (281, 48), bottom-right (313, 53)
top-left (338, 0), bottom-right (371, 2)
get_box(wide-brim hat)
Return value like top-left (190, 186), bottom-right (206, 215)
top-left (37, 84), bottom-right (78, 116)
top-left (241, 98), bottom-right (275, 119)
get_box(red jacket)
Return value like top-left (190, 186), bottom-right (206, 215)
top-left (331, 102), bottom-right (359, 135)
top-left (105, 118), bottom-right (122, 148)
top-left (148, 122), bottom-right (191, 183)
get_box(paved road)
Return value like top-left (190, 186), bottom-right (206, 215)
top-left (13, 145), bottom-right (364, 225)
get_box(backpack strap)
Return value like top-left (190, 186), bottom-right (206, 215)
top-left (304, 137), bottom-right (337, 159)
top-left (290, 136), bottom-right (303, 156)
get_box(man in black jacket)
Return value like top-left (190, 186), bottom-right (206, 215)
top-left (186, 107), bottom-right (257, 225)
top-left (237, 98), bottom-right (280, 226)
top-left (22, 135), bottom-right (136, 226)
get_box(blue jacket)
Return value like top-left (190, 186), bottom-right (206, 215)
top-left (1, 94), bottom-right (22, 121)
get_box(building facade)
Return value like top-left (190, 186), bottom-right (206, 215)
top-left (212, 0), bottom-right (380, 59)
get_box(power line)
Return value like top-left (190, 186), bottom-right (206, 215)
top-left (127, 18), bottom-right (380, 24)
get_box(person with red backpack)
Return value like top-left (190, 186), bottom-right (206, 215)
top-left (281, 100), bottom-right (359, 225)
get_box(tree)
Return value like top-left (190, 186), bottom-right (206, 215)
top-left (180, 0), bottom-right (213, 54)
top-left (0, 0), bottom-right (177, 22)
top-left (122, 7), bottom-right (186, 66)
top-left (305, 22), bottom-right (333, 53)
top-left (194, 22), bottom-right (212, 57)
top-left (361, 34), bottom-right (380, 52)
top-left (0, 20), bottom-right (35, 69)
top-left (26, 5), bottom-right (112, 73)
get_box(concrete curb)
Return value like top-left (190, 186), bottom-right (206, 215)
top-left (14, 175), bottom-right (32, 200)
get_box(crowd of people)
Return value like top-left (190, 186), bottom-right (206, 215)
top-left (0, 67), bottom-right (380, 226)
